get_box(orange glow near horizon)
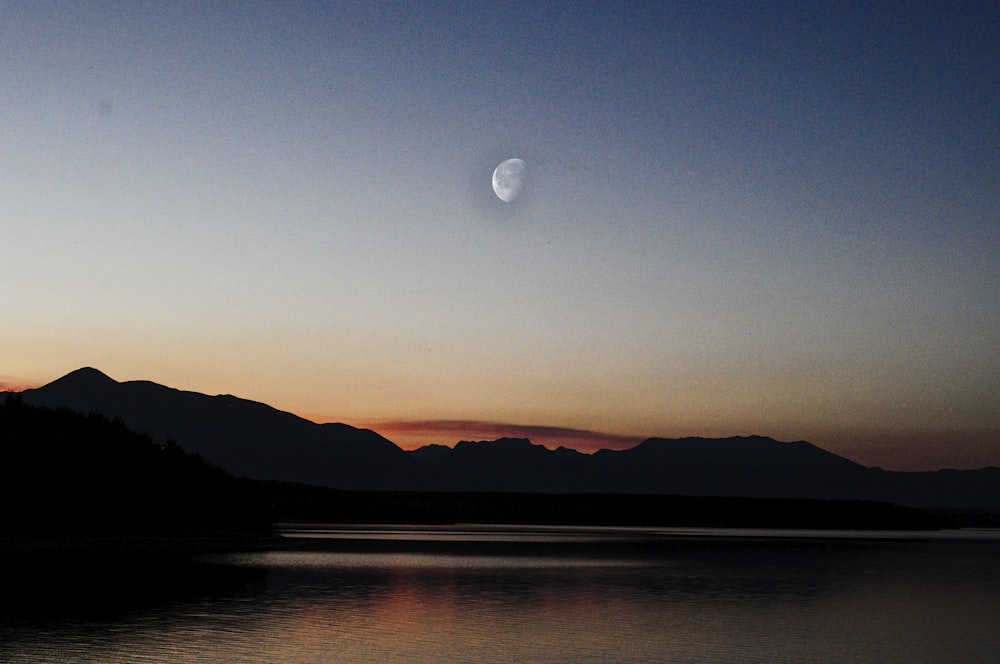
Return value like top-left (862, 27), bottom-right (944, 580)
top-left (0, 381), bottom-right (37, 393)
top-left (316, 418), bottom-right (643, 453)
top-left (7, 368), bottom-right (1000, 472)
top-left (308, 412), bottom-right (1000, 472)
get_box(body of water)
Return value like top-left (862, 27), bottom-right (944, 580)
top-left (3, 525), bottom-right (999, 663)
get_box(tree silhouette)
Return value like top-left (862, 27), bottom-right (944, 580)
top-left (0, 394), bottom-right (269, 536)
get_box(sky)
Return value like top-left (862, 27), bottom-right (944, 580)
top-left (2, 1), bottom-right (998, 471)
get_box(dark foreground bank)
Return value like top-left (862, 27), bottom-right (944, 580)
top-left (0, 396), bottom-right (966, 548)
top-left (263, 483), bottom-right (953, 530)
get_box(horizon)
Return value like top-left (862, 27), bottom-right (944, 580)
top-left (8, 365), bottom-right (999, 473)
top-left (3, 2), bottom-right (997, 474)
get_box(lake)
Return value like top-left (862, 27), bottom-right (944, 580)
top-left (3, 525), bottom-right (999, 663)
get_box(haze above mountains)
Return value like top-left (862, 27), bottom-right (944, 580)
top-left (17, 368), bottom-right (1000, 510)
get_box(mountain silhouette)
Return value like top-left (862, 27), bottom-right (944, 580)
top-left (21, 367), bottom-right (415, 490)
top-left (19, 368), bottom-right (1000, 508)
top-left (410, 438), bottom-right (597, 492)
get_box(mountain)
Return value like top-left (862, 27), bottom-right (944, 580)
top-left (594, 437), bottom-right (1000, 508)
top-left (18, 368), bottom-right (1000, 508)
top-left (21, 367), bottom-right (416, 490)
top-left (410, 438), bottom-right (597, 492)
top-left (408, 436), bottom-right (1000, 508)
top-left (588, 436), bottom-right (873, 497)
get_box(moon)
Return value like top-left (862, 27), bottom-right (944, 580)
top-left (492, 158), bottom-right (526, 202)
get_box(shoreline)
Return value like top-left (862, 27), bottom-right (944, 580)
top-left (0, 531), bottom-right (286, 556)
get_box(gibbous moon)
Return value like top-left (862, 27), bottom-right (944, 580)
top-left (492, 158), bottom-right (526, 202)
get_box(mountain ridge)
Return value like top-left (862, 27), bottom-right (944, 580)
top-left (17, 368), bottom-right (1000, 509)
top-left (21, 368), bottom-right (414, 490)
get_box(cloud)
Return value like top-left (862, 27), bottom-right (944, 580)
top-left (362, 419), bottom-right (645, 453)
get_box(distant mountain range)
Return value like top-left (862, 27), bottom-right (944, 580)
top-left (18, 368), bottom-right (1000, 509)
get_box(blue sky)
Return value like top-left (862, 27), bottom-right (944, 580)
top-left (2, 1), bottom-right (998, 470)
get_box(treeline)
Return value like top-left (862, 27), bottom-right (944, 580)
top-left (0, 395), bottom-right (270, 536)
top-left (264, 484), bottom-right (951, 530)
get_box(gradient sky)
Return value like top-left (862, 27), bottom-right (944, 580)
top-left (3, 1), bottom-right (998, 470)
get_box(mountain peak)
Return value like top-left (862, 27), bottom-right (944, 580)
top-left (49, 367), bottom-right (118, 387)
top-left (454, 437), bottom-right (536, 450)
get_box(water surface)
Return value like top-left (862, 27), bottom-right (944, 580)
top-left (3, 526), bottom-right (999, 663)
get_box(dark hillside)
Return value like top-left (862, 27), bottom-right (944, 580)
top-left (23, 367), bottom-right (415, 489)
top-left (0, 395), bottom-right (269, 536)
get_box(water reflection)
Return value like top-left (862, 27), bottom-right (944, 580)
top-left (2, 527), bottom-right (999, 663)
top-left (0, 549), bottom-right (266, 621)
